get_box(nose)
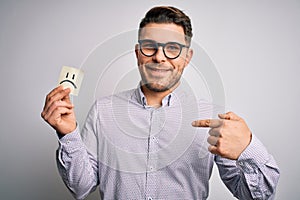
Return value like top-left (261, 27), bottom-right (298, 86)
top-left (153, 46), bottom-right (166, 63)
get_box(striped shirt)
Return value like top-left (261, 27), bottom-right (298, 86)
top-left (56, 82), bottom-right (280, 200)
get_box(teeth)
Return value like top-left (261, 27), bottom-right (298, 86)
top-left (150, 68), bottom-right (167, 72)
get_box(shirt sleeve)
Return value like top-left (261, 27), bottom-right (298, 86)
top-left (215, 134), bottom-right (280, 199)
top-left (56, 102), bottom-right (99, 200)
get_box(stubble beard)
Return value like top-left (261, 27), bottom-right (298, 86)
top-left (140, 66), bottom-right (182, 92)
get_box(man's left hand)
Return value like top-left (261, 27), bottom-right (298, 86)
top-left (192, 112), bottom-right (252, 160)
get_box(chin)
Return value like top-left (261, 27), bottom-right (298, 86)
top-left (144, 80), bottom-right (179, 92)
top-left (145, 83), bottom-right (170, 92)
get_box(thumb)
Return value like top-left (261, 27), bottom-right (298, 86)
top-left (218, 111), bottom-right (240, 120)
top-left (62, 88), bottom-right (72, 103)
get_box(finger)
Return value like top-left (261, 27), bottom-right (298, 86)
top-left (192, 119), bottom-right (222, 128)
top-left (42, 86), bottom-right (63, 112)
top-left (44, 87), bottom-right (71, 112)
top-left (42, 100), bottom-right (74, 120)
top-left (44, 106), bottom-right (73, 124)
top-left (218, 111), bottom-right (240, 121)
top-left (208, 145), bottom-right (218, 155)
top-left (43, 96), bottom-right (73, 118)
top-left (208, 128), bottom-right (220, 137)
top-left (48, 100), bottom-right (74, 116)
top-left (46, 85), bottom-right (64, 102)
top-left (46, 86), bottom-right (71, 104)
top-left (61, 88), bottom-right (72, 103)
top-left (207, 135), bottom-right (219, 146)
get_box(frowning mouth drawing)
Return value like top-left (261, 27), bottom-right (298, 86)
top-left (60, 72), bottom-right (77, 89)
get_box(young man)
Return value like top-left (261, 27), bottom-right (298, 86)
top-left (42, 6), bottom-right (280, 200)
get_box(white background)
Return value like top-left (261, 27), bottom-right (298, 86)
top-left (0, 0), bottom-right (299, 199)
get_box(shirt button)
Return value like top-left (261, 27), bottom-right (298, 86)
top-left (149, 166), bottom-right (154, 171)
top-left (152, 136), bottom-right (159, 144)
top-left (147, 197), bottom-right (153, 200)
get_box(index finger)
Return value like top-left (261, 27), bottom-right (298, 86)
top-left (46, 85), bottom-right (64, 101)
top-left (192, 119), bottom-right (222, 128)
top-left (45, 85), bottom-right (71, 106)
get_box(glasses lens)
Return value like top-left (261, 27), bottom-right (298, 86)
top-left (140, 40), bottom-right (157, 56)
top-left (164, 43), bottom-right (181, 59)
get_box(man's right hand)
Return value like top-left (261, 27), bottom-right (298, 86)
top-left (41, 85), bottom-right (77, 135)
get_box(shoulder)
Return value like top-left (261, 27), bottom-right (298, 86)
top-left (94, 88), bottom-right (137, 107)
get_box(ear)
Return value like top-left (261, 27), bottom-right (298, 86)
top-left (135, 44), bottom-right (139, 59)
top-left (184, 48), bottom-right (193, 67)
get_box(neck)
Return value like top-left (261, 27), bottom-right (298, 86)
top-left (141, 82), bottom-right (180, 107)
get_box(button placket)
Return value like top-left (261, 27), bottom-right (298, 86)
top-left (145, 109), bottom-right (160, 198)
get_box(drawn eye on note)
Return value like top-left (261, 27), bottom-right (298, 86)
top-left (58, 66), bottom-right (84, 96)
top-left (60, 72), bottom-right (78, 88)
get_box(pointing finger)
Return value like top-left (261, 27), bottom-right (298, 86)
top-left (192, 119), bottom-right (222, 128)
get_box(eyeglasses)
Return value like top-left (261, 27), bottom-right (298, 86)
top-left (138, 39), bottom-right (189, 59)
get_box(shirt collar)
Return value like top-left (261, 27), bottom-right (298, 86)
top-left (134, 81), bottom-right (188, 108)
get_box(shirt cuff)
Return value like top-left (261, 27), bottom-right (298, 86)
top-left (237, 134), bottom-right (270, 167)
top-left (58, 126), bottom-right (85, 153)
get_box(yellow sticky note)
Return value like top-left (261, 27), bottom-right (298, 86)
top-left (58, 66), bottom-right (84, 96)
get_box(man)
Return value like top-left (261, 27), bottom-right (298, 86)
top-left (41, 6), bottom-right (280, 200)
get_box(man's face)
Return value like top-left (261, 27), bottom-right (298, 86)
top-left (135, 23), bottom-right (193, 92)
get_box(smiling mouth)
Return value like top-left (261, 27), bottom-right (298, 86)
top-left (147, 64), bottom-right (171, 71)
top-left (147, 66), bottom-right (171, 76)
top-left (59, 80), bottom-right (77, 89)
top-left (149, 68), bottom-right (169, 72)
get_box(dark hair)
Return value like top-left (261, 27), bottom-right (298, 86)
top-left (139, 6), bottom-right (193, 44)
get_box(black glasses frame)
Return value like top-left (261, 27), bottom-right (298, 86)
top-left (138, 39), bottom-right (190, 59)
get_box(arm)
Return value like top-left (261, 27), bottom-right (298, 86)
top-left (192, 112), bottom-right (280, 199)
top-left (41, 86), bottom-right (99, 199)
top-left (56, 127), bottom-right (99, 200)
top-left (215, 134), bottom-right (280, 199)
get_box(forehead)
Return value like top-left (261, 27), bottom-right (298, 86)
top-left (139, 23), bottom-right (186, 43)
